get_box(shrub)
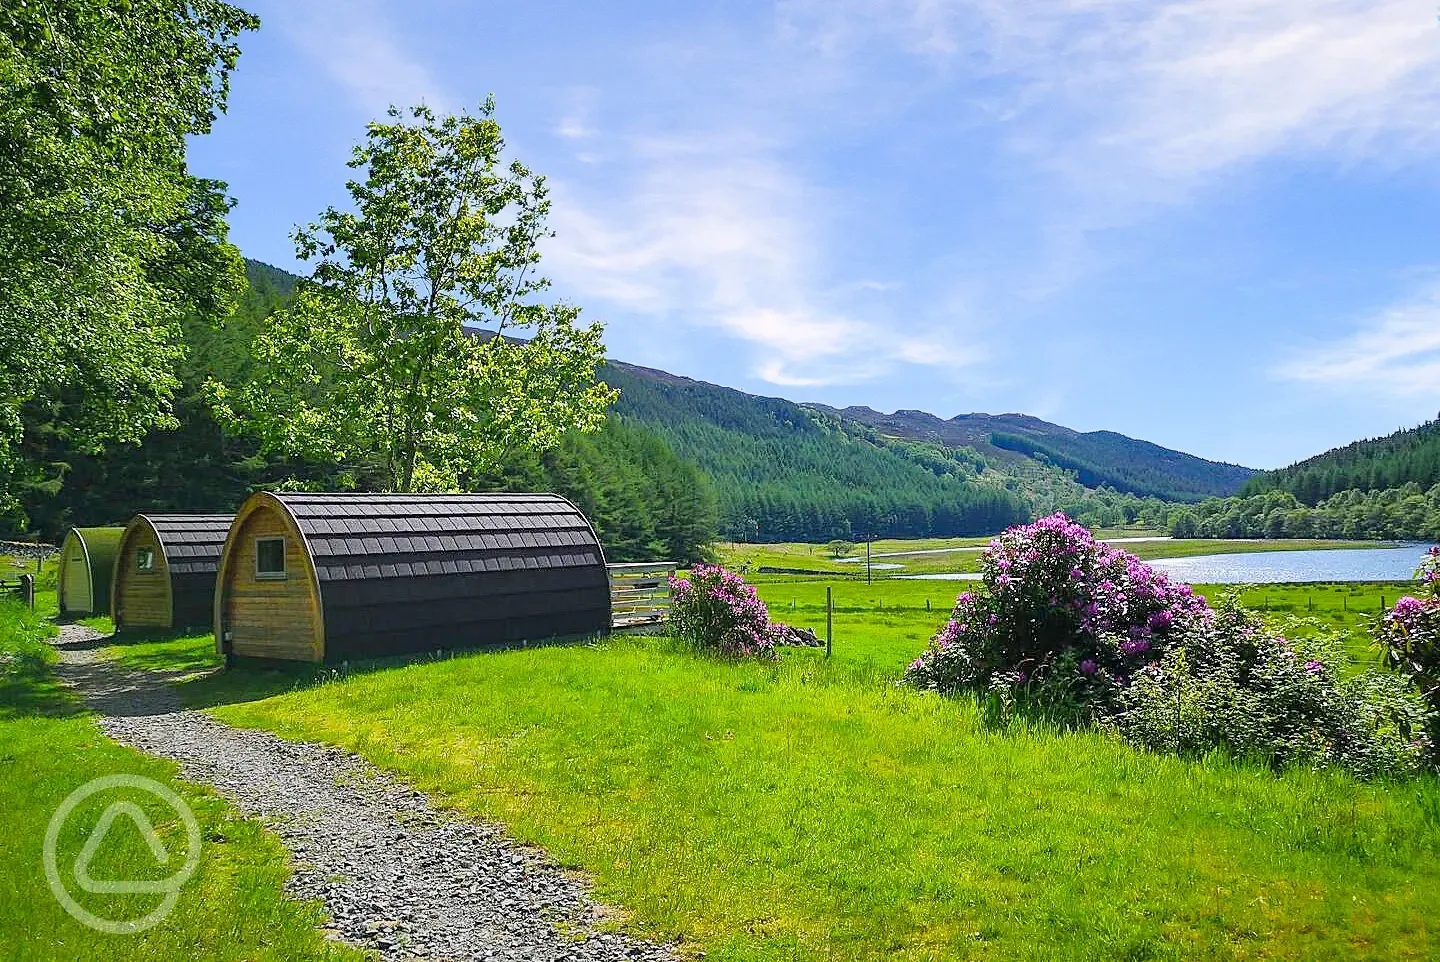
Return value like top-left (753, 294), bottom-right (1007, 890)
top-left (1114, 601), bottom-right (1432, 778)
top-left (667, 564), bottom-right (779, 659)
top-left (905, 513), bottom-right (1210, 718)
top-left (906, 514), bottom-right (1434, 778)
top-left (1375, 546), bottom-right (1440, 751)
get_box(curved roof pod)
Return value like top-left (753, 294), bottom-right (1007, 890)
top-left (57, 526), bottom-right (124, 617)
top-left (113, 515), bottom-right (233, 631)
top-left (216, 492), bottom-right (611, 663)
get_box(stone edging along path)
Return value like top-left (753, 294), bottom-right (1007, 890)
top-left (50, 624), bottom-right (676, 962)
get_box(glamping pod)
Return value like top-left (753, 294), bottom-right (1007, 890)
top-left (113, 515), bottom-right (233, 631)
top-left (215, 492), bottom-right (611, 663)
top-left (57, 526), bottom-right (124, 617)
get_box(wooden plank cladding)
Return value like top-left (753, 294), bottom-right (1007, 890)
top-left (113, 514), bottom-right (233, 631)
top-left (57, 526), bottom-right (123, 617)
top-left (216, 492), bottom-right (615, 663)
top-left (608, 562), bottom-right (676, 627)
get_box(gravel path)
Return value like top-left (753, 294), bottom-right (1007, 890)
top-left (50, 624), bottom-right (676, 962)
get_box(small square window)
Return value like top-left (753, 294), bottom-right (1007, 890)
top-left (256, 537), bottom-right (287, 579)
top-left (136, 547), bottom-right (155, 572)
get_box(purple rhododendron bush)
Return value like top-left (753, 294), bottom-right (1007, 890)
top-left (906, 514), bottom-right (1433, 778)
top-left (1377, 547), bottom-right (1440, 736)
top-left (668, 564), bottom-right (780, 659)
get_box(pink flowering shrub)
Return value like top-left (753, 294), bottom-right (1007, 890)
top-left (906, 514), bottom-right (1433, 777)
top-left (905, 513), bottom-right (1210, 711)
top-left (1377, 546), bottom-right (1440, 718)
top-left (668, 564), bottom-right (780, 659)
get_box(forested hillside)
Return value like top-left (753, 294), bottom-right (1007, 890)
top-left (1243, 418), bottom-right (1440, 504)
top-left (18, 257), bottom-right (1280, 550)
top-left (812, 405), bottom-right (1256, 501)
top-left (13, 261), bottom-right (716, 562)
top-left (606, 362), bottom-right (1030, 541)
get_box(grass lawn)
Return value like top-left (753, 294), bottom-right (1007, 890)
top-left (192, 636), bottom-right (1440, 961)
top-left (0, 601), bottom-right (363, 961)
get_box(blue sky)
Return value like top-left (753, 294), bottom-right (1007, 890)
top-left (190, 0), bottom-right (1440, 470)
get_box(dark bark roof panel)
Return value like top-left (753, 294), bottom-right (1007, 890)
top-left (269, 493), bottom-right (610, 660)
top-left (145, 515), bottom-right (234, 575)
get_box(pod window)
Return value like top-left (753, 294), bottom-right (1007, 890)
top-left (136, 547), bottom-right (156, 572)
top-left (255, 537), bottom-right (287, 579)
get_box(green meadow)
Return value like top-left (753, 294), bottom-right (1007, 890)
top-left (192, 633), bottom-right (1440, 962)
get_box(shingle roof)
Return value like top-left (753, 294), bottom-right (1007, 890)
top-left (272, 493), bottom-right (606, 584)
top-left (265, 493), bottom-right (610, 660)
top-left (145, 515), bottom-right (233, 575)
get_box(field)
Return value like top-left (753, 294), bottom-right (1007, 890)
top-left (721, 537), bottom-right (1392, 580)
top-left (0, 601), bottom-right (362, 961)
top-left (749, 578), bottom-right (1414, 675)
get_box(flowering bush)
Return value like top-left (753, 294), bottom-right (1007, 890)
top-left (905, 513), bottom-right (1211, 715)
top-left (1376, 547), bottom-right (1440, 726)
top-left (905, 514), bottom-right (1434, 778)
top-left (668, 564), bottom-right (780, 659)
top-left (1115, 601), bottom-right (1432, 778)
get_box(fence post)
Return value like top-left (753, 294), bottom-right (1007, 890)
top-left (19, 574), bottom-right (33, 611)
top-left (825, 586), bottom-right (833, 660)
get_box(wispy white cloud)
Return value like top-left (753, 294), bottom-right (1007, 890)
top-left (781, 0), bottom-right (1440, 206)
top-left (278, 0), bottom-right (451, 116)
top-left (546, 135), bottom-right (982, 386)
top-left (1277, 287), bottom-right (1440, 399)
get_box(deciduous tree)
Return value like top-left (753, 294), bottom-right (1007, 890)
top-left (0, 0), bottom-right (256, 526)
top-left (214, 102), bottom-right (616, 491)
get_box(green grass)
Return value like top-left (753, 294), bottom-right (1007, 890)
top-left (757, 578), bottom-right (1427, 676)
top-left (199, 636), bottom-right (1440, 961)
top-left (0, 601), bottom-right (364, 961)
top-left (722, 537), bottom-right (1394, 581)
top-left (104, 630), bottom-right (222, 676)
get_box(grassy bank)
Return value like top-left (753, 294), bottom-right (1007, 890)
top-left (0, 602), bottom-right (361, 961)
top-left (201, 636), bottom-right (1440, 961)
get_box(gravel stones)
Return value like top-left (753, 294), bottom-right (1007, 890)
top-left (50, 624), bottom-right (676, 962)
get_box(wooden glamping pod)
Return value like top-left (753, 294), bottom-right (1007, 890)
top-left (57, 526), bottom-right (124, 617)
top-left (215, 492), bottom-right (611, 662)
top-left (113, 515), bottom-right (234, 631)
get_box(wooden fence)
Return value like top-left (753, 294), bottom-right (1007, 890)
top-left (608, 562), bottom-right (676, 628)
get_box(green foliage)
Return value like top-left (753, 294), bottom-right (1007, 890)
top-left (482, 418), bottom-right (718, 564)
top-left (1246, 417), bottom-right (1440, 504)
top-left (1178, 483), bottom-right (1440, 541)
top-left (0, 0), bottom-right (257, 526)
top-left (214, 102), bottom-right (615, 492)
top-left (990, 430), bottom-right (1255, 501)
top-left (11, 260), bottom-right (356, 540)
top-left (667, 565), bottom-right (780, 658)
top-left (1115, 601), bottom-right (1432, 779)
top-left (606, 363), bottom-right (1031, 541)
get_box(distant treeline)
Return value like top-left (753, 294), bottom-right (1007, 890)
top-left (13, 262), bottom-right (715, 563)
top-left (1172, 485), bottom-right (1440, 542)
top-left (1243, 418), bottom-right (1440, 504)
